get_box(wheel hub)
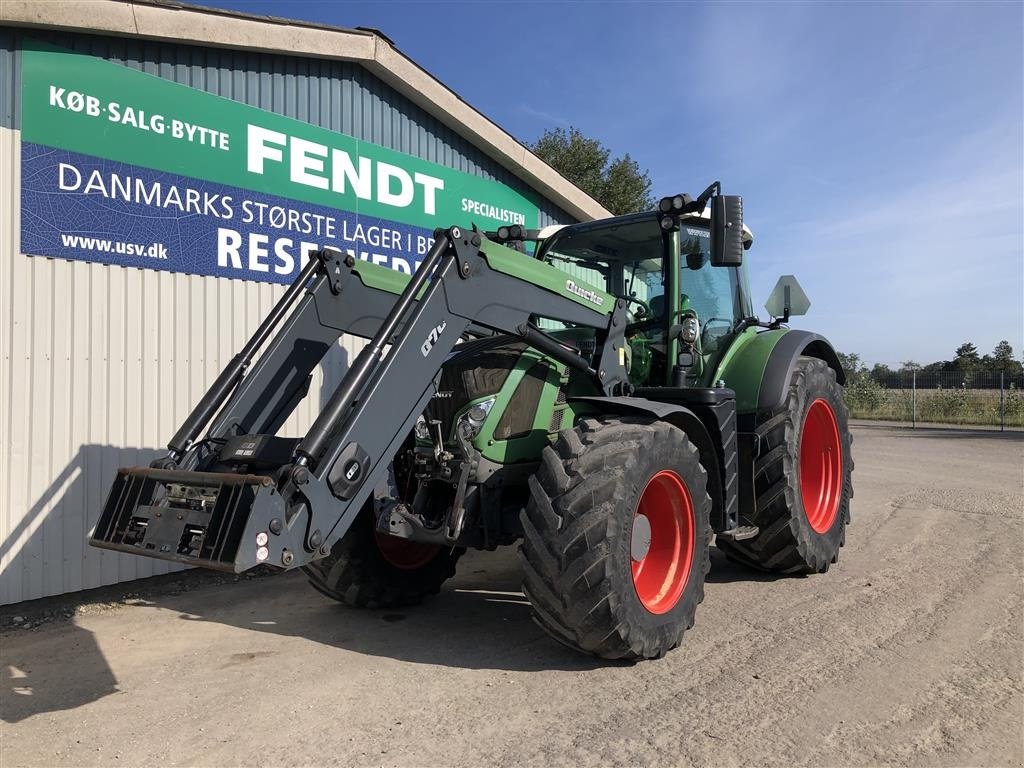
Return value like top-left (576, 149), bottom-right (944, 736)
top-left (799, 398), bottom-right (843, 534)
top-left (631, 514), bottom-right (652, 561)
top-left (630, 470), bottom-right (695, 615)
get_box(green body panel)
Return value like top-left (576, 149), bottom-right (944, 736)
top-left (464, 328), bottom-right (600, 464)
top-left (478, 239), bottom-right (614, 313)
top-left (352, 258), bottom-right (412, 295)
top-left (474, 352), bottom-right (561, 463)
top-left (354, 239), bottom-right (615, 312)
top-left (712, 328), bottom-right (788, 412)
top-left (353, 238), bottom-right (610, 465)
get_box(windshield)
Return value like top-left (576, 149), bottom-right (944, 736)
top-left (679, 225), bottom-right (753, 352)
top-left (539, 216), bottom-right (664, 324)
top-left (538, 215), bottom-right (754, 385)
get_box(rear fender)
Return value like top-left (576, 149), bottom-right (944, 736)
top-left (719, 329), bottom-right (845, 417)
top-left (758, 331), bottom-right (846, 412)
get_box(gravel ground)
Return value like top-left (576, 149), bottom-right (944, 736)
top-left (2, 425), bottom-right (1022, 767)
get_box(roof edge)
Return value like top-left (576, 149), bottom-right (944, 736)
top-left (0, 0), bottom-right (612, 222)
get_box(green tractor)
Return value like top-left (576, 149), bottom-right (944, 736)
top-left (91, 182), bottom-right (853, 660)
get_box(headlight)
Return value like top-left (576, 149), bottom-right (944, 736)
top-left (458, 397), bottom-right (496, 438)
top-left (680, 315), bottom-right (700, 345)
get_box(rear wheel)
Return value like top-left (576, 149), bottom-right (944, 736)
top-left (303, 498), bottom-right (463, 608)
top-left (520, 416), bottom-right (712, 660)
top-left (718, 357), bottom-right (853, 573)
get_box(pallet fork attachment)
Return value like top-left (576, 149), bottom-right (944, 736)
top-left (91, 228), bottom-right (629, 573)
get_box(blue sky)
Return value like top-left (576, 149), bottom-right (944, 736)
top-left (193, 0), bottom-right (1022, 365)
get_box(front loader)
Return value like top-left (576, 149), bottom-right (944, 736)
top-left (90, 183), bottom-right (853, 660)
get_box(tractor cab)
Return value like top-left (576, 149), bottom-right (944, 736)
top-left (534, 205), bottom-right (754, 388)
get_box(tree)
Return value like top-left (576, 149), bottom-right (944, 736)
top-left (869, 362), bottom-right (893, 383)
top-left (989, 340), bottom-right (1023, 377)
top-left (530, 127), bottom-right (654, 215)
top-left (900, 360), bottom-right (922, 371)
top-left (836, 351), bottom-right (865, 382)
top-left (953, 342), bottom-right (980, 373)
top-left (992, 340), bottom-right (1015, 371)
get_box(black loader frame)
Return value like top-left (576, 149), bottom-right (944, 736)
top-left (89, 227), bottom-right (672, 573)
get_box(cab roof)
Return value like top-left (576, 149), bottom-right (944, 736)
top-left (537, 209), bottom-right (754, 247)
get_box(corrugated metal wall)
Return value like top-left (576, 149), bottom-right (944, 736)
top-left (0, 27), bottom-right (576, 605)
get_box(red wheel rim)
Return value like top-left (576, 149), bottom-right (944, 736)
top-left (630, 470), bottom-right (695, 615)
top-left (800, 398), bottom-right (843, 533)
top-left (374, 533), bottom-right (440, 570)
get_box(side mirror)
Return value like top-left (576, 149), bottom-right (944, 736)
top-left (709, 195), bottom-right (744, 267)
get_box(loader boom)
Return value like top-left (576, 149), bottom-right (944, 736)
top-left (91, 228), bottom-right (628, 573)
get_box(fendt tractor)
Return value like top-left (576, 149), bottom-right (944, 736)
top-left (90, 182), bottom-right (853, 660)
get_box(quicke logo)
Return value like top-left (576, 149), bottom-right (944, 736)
top-left (565, 279), bottom-right (605, 307)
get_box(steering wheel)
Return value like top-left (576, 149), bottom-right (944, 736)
top-left (619, 294), bottom-right (651, 323)
top-left (701, 318), bottom-right (734, 349)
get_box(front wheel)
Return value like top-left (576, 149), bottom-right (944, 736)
top-left (718, 356), bottom-right (854, 573)
top-left (303, 498), bottom-right (464, 609)
top-left (520, 416), bottom-right (712, 660)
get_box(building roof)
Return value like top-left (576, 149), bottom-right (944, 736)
top-left (1, 0), bottom-right (612, 222)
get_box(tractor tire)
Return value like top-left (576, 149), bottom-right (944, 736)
top-left (718, 356), bottom-right (854, 574)
top-left (303, 499), bottom-right (464, 609)
top-left (520, 416), bottom-right (713, 660)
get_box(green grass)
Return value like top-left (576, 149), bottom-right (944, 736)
top-left (843, 380), bottom-right (1024, 427)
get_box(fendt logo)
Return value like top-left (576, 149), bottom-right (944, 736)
top-left (420, 321), bottom-right (447, 357)
top-left (566, 279), bottom-right (605, 307)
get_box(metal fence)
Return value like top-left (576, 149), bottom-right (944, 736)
top-left (843, 370), bottom-right (1024, 430)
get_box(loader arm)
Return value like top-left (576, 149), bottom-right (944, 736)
top-left (90, 228), bottom-right (628, 573)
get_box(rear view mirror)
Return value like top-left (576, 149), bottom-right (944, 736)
top-left (710, 195), bottom-right (744, 267)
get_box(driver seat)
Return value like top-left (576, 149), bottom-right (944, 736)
top-left (648, 294), bottom-right (665, 322)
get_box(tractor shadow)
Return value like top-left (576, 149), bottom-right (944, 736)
top-left (705, 546), bottom-right (786, 584)
top-left (160, 545), bottom-right (782, 669)
top-left (165, 548), bottom-right (612, 673)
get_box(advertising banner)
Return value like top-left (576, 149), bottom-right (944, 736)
top-left (19, 40), bottom-right (540, 283)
